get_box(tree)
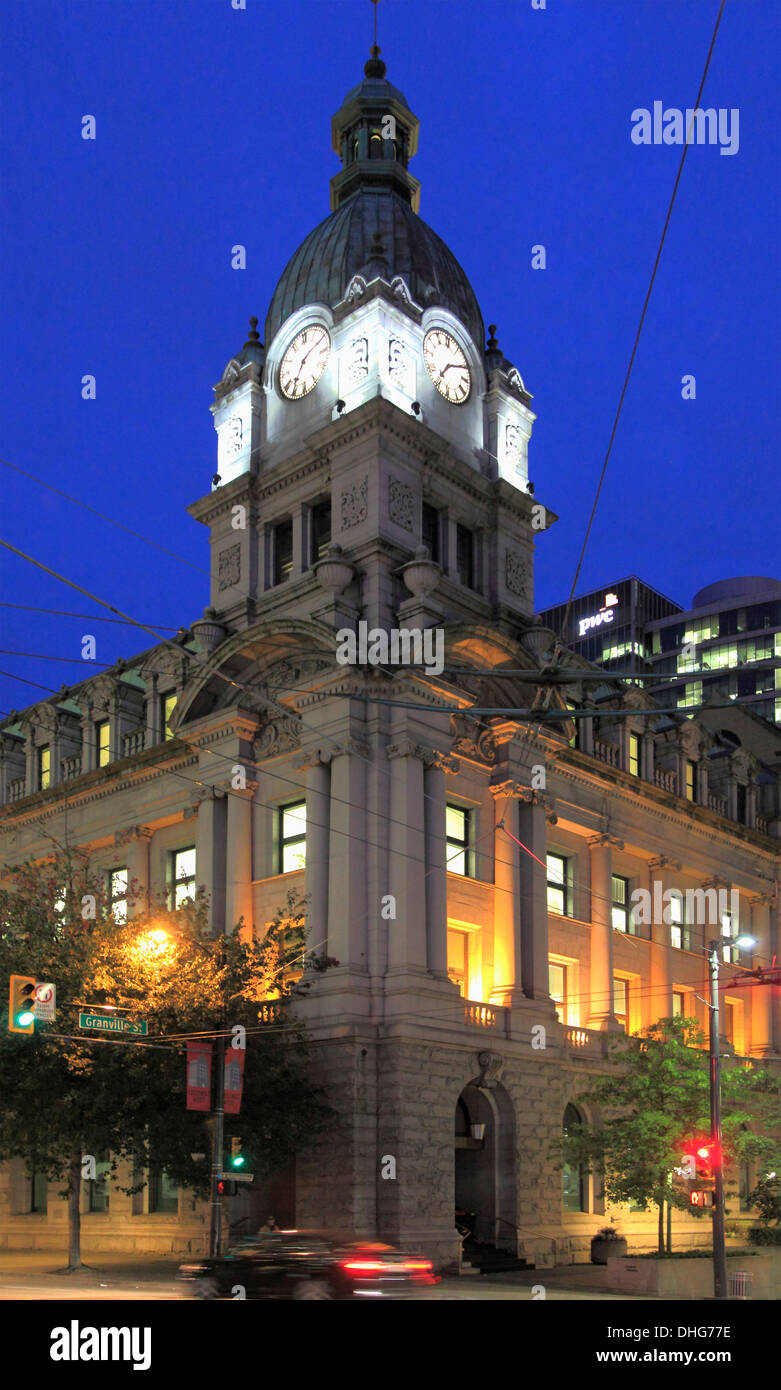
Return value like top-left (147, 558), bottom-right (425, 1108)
top-left (557, 1017), bottom-right (781, 1255)
top-left (0, 852), bottom-right (336, 1270)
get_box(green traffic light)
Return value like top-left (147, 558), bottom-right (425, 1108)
top-left (231, 1155), bottom-right (245, 1168)
top-left (17, 1010), bottom-right (35, 1027)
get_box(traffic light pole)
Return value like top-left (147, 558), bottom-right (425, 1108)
top-left (708, 941), bottom-right (727, 1300)
top-left (208, 939), bottom-right (226, 1259)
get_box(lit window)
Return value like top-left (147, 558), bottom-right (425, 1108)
top-left (272, 519), bottom-right (293, 585)
top-left (685, 760), bottom-right (697, 802)
top-left (721, 912), bottom-right (737, 964)
top-left (611, 874), bottom-right (630, 932)
top-left (108, 868), bottom-right (128, 923)
top-left (677, 681), bottom-right (702, 709)
top-left (161, 693), bottom-right (177, 741)
top-left (447, 929), bottom-right (468, 996)
top-left (672, 989), bottom-right (686, 1017)
top-left (171, 847), bottom-right (196, 909)
top-left (549, 962), bottom-right (567, 1023)
top-left (562, 1104), bottom-right (586, 1212)
top-left (668, 892), bottom-right (683, 950)
top-left (614, 977), bottom-right (629, 1031)
top-left (628, 731), bottom-right (640, 777)
top-left (278, 802), bottom-right (306, 873)
top-left (446, 805), bottom-right (472, 877)
top-left (546, 853), bottom-right (569, 916)
top-left (456, 524), bottom-right (475, 589)
top-left (87, 1151), bottom-right (110, 1213)
top-left (310, 500), bottom-right (331, 565)
top-left (723, 1001), bottom-right (734, 1046)
top-left (38, 745), bottom-right (51, 791)
top-left (96, 720), bottom-right (110, 768)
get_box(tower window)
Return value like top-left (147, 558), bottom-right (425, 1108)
top-left (310, 501), bottom-right (331, 565)
top-left (369, 130), bottom-right (383, 159)
top-left (38, 745), bottom-right (51, 791)
top-left (272, 520), bottom-right (294, 586)
top-left (456, 524), bottom-right (475, 589)
top-left (685, 760), bottom-right (697, 801)
top-left (422, 503), bottom-right (440, 565)
top-left (611, 874), bottom-right (630, 933)
top-left (96, 719), bottom-right (110, 768)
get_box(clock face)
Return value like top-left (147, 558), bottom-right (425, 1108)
top-left (423, 329), bottom-right (471, 403)
top-left (279, 325), bottom-right (331, 399)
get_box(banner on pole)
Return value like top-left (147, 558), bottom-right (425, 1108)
top-left (186, 1041), bottom-right (213, 1111)
top-left (224, 1047), bottom-right (246, 1115)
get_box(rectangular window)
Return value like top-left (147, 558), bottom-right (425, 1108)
top-left (614, 977), bottom-right (629, 1032)
top-left (456, 524), bottom-right (475, 589)
top-left (669, 892), bottom-right (683, 950)
top-left (721, 912), bottom-right (738, 964)
top-left (549, 963), bottom-right (567, 1023)
top-left (628, 731), bottom-right (640, 777)
top-left (278, 802), bottom-right (306, 874)
top-left (108, 868), bottom-right (128, 923)
top-left (736, 784), bottom-right (747, 825)
top-left (685, 760), bottom-right (697, 802)
top-left (30, 1169), bottom-right (48, 1213)
top-left (161, 693), bottom-right (177, 741)
top-left (87, 1151), bottom-right (110, 1213)
top-left (149, 1168), bottom-right (179, 1214)
top-left (723, 1001), bottom-right (734, 1046)
top-left (447, 929), bottom-right (468, 996)
top-left (38, 745), bottom-right (51, 791)
top-left (546, 853), bottom-right (569, 916)
top-left (96, 720), bottom-right (110, 768)
top-left (170, 847), bottom-right (196, 909)
top-left (611, 874), bottom-right (630, 933)
top-left (310, 500), bottom-right (331, 565)
top-left (446, 805), bottom-right (472, 877)
top-left (422, 503), bottom-right (440, 565)
top-left (272, 519), bottom-right (293, 585)
top-left (672, 989), bottom-right (686, 1018)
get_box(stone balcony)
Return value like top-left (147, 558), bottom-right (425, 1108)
top-left (592, 737), bottom-right (620, 768)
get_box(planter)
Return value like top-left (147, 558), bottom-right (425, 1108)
top-left (606, 1252), bottom-right (781, 1299)
top-left (591, 1236), bottom-right (627, 1265)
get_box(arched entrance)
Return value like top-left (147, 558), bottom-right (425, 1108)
top-left (455, 1081), bottom-right (517, 1251)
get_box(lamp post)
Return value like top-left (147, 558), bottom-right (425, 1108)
top-left (705, 929), bottom-right (755, 1301)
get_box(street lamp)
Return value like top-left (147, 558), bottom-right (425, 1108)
top-left (704, 929), bottom-right (756, 1300)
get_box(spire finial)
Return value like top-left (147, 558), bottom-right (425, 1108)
top-left (247, 316), bottom-right (260, 343)
top-left (487, 324), bottom-right (498, 350)
top-left (365, 0), bottom-right (386, 77)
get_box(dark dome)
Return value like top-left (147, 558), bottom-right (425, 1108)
top-left (265, 188), bottom-right (485, 352)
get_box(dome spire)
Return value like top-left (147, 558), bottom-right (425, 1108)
top-left (365, 0), bottom-right (386, 77)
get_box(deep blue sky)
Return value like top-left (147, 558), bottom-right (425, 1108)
top-left (1, 0), bottom-right (779, 715)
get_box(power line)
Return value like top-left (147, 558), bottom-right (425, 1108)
top-left (556, 0), bottom-right (728, 649)
top-left (0, 602), bottom-right (180, 629)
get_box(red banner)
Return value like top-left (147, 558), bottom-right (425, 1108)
top-left (223, 1046), bottom-right (246, 1115)
top-left (186, 1042), bottom-right (213, 1111)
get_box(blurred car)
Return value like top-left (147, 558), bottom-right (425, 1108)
top-left (179, 1231), bottom-right (439, 1300)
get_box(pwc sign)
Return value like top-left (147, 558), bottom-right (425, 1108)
top-left (577, 592), bottom-right (619, 639)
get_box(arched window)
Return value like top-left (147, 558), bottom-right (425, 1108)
top-left (562, 1103), bottom-right (587, 1212)
top-left (369, 130), bottom-right (383, 159)
top-left (455, 1097), bottom-right (470, 1137)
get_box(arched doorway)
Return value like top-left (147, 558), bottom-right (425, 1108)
top-left (455, 1081), bottom-right (517, 1250)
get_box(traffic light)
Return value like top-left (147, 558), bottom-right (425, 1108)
top-left (230, 1137), bottom-right (246, 1171)
top-left (694, 1143), bottom-right (718, 1186)
top-left (217, 1179), bottom-right (237, 1197)
top-left (8, 975), bottom-right (36, 1034)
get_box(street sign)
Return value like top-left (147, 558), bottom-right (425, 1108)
top-left (219, 1171), bottom-right (254, 1183)
top-left (33, 982), bottom-right (56, 1021)
top-left (78, 1012), bottom-right (148, 1035)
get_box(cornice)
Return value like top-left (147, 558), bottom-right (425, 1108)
top-left (0, 749), bottom-right (200, 830)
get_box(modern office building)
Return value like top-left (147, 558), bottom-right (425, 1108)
top-left (536, 577), bottom-right (682, 678)
top-left (646, 577), bottom-right (781, 725)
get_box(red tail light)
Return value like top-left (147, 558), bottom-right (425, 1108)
top-left (341, 1257), bottom-right (434, 1276)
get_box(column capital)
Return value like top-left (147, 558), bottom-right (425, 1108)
top-left (335, 736), bottom-right (371, 761)
top-left (114, 824), bottom-right (153, 848)
top-left (588, 832), bottom-right (624, 851)
top-left (292, 747), bottom-right (334, 772)
top-left (700, 876), bottom-right (730, 892)
top-left (386, 738), bottom-right (449, 768)
top-left (751, 891), bottom-right (779, 908)
top-left (648, 855), bottom-right (681, 872)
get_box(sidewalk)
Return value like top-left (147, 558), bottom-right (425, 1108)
top-left (0, 1250), bottom-right (184, 1291)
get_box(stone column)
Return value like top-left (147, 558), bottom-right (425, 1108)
top-left (517, 791), bottom-right (550, 1004)
top-left (423, 757), bottom-right (448, 978)
top-left (750, 897), bottom-right (776, 1057)
top-left (580, 700), bottom-right (595, 757)
top-left (648, 857), bottom-right (675, 1021)
top-left (697, 758), bottom-right (709, 808)
top-left (120, 826), bottom-right (152, 919)
top-left (489, 782), bottom-right (523, 1006)
top-left (195, 789), bottom-right (227, 937)
top-left (225, 785), bottom-right (255, 936)
top-left (386, 740), bottom-right (427, 977)
top-left (641, 730), bottom-right (655, 783)
top-left (327, 741), bottom-right (367, 970)
top-left (144, 673), bottom-right (160, 748)
top-left (587, 834), bottom-right (621, 1030)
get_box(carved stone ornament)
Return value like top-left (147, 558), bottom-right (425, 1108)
top-left (347, 336), bottom-right (369, 384)
top-left (450, 713), bottom-right (496, 765)
top-left (388, 338), bottom-right (413, 395)
top-left (388, 477), bottom-right (415, 531)
top-left (477, 1051), bottom-right (504, 1088)
top-left (254, 716), bottom-right (302, 759)
top-left (343, 274), bottom-right (367, 305)
top-left (218, 543), bottom-right (241, 591)
top-left (341, 476), bottom-right (368, 530)
top-left (505, 549), bottom-right (528, 597)
top-left (390, 275), bottom-right (414, 306)
top-left (506, 367), bottom-right (526, 393)
top-left (222, 358), bottom-right (242, 385)
top-left (504, 422), bottom-right (522, 467)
